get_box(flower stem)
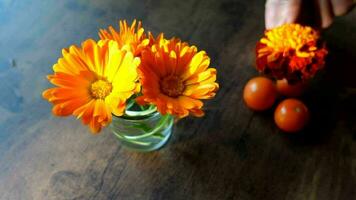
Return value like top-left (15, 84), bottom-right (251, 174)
top-left (122, 114), bottom-right (172, 140)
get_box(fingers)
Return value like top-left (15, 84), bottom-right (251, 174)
top-left (331, 0), bottom-right (354, 16)
top-left (264, 0), bottom-right (355, 30)
top-left (265, 0), bottom-right (302, 29)
top-left (317, 0), bottom-right (334, 28)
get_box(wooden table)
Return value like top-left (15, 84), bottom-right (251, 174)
top-left (0, 0), bottom-right (355, 199)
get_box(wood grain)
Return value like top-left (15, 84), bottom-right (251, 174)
top-left (0, 0), bottom-right (355, 199)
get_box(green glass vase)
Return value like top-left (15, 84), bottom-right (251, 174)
top-left (110, 105), bottom-right (174, 152)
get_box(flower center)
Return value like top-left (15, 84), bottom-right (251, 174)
top-left (90, 80), bottom-right (112, 99)
top-left (160, 75), bottom-right (185, 97)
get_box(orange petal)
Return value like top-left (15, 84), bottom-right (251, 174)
top-left (89, 117), bottom-right (101, 133)
top-left (190, 108), bottom-right (205, 117)
top-left (52, 97), bottom-right (89, 116)
top-left (178, 96), bottom-right (203, 109)
top-left (184, 68), bottom-right (216, 85)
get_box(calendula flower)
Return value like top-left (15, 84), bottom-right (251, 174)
top-left (256, 23), bottom-right (328, 82)
top-left (42, 39), bottom-right (140, 133)
top-left (99, 19), bottom-right (150, 56)
top-left (137, 36), bottom-right (219, 118)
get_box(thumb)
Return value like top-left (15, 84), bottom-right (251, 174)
top-left (265, 0), bottom-right (302, 29)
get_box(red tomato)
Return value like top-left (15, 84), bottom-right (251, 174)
top-left (243, 77), bottom-right (277, 111)
top-left (274, 99), bottom-right (310, 133)
top-left (276, 79), bottom-right (306, 97)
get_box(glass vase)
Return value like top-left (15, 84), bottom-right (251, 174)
top-left (110, 105), bottom-right (174, 152)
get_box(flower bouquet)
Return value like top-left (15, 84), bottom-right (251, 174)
top-left (43, 20), bottom-right (219, 151)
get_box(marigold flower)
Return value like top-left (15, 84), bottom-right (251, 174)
top-left (136, 36), bottom-right (219, 118)
top-left (42, 39), bottom-right (140, 133)
top-left (99, 19), bottom-right (150, 56)
top-left (256, 23), bottom-right (328, 82)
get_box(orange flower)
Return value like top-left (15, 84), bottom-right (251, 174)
top-left (42, 39), bottom-right (140, 133)
top-left (99, 20), bottom-right (150, 56)
top-left (256, 23), bottom-right (328, 82)
top-left (137, 36), bottom-right (219, 118)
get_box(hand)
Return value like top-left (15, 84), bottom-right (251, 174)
top-left (265, 0), bottom-right (355, 29)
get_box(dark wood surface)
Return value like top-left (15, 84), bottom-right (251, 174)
top-left (0, 0), bottom-right (356, 199)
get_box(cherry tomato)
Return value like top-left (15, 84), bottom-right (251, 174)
top-left (243, 76), bottom-right (277, 111)
top-left (274, 99), bottom-right (310, 133)
top-left (276, 79), bottom-right (306, 97)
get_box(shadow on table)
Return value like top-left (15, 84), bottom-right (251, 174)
top-left (284, 20), bottom-right (356, 145)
